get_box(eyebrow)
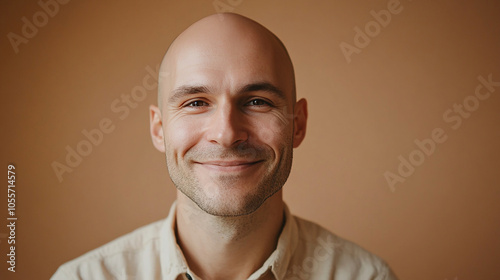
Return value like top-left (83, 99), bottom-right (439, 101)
top-left (168, 85), bottom-right (211, 104)
top-left (168, 82), bottom-right (286, 104)
top-left (239, 82), bottom-right (285, 100)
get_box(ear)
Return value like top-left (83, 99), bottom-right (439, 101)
top-left (292, 98), bottom-right (308, 148)
top-left (149, 105), bottom-right (165, 152)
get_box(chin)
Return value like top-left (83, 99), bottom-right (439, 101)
top-left (199, 199), bottom-right (260, 217)
top-left (192, 192), bottom-right (267, 217)
top-left (196, 185), bottom-right (282, 217)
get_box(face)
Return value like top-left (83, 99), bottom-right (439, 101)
top-left (150, 21), bottom-right (307, 217)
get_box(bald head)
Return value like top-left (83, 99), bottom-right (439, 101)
top-left (157, 13), bottom-right (296, 109)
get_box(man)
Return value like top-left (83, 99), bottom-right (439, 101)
top-left (51, 13), bottom-right (398, 280)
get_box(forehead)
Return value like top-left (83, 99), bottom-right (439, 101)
top-left (175, 48), bottom-right (278, 86)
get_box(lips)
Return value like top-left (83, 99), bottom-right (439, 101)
top-left (194, 160), bottom-right (264, 172)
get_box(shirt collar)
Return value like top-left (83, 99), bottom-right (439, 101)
top-left (160, 202), bottom-right (189, 279)
top-left (252, 203), bottom-right (299, 280)
top-left (160, 201), bottom-right (299, 280)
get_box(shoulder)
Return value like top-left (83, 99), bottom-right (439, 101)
top-left (290, 216), bottom-right (398, 280)
top-left (50, 219), bottom-right (165, 280)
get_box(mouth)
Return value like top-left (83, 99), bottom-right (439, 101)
top-left (194, 160), bottom-right (264, 172)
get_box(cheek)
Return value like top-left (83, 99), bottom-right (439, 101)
top-left (164, 116), bottom-right (203, 156)
top-left (250, 113), bottom-right (292, 147)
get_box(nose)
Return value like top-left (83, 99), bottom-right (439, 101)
top-left (205, 102), bottom-right (249, 147)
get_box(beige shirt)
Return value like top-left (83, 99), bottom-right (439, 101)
top-left (51, 202), bottom-right (398, 280)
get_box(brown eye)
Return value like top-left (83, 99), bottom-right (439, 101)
top-left (247, 99), bottom-right (269, 106)
top-left (187, 100), bottom-right (209, 107)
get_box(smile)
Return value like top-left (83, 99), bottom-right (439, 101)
top-left (194, 160), bottom-right (264, 172)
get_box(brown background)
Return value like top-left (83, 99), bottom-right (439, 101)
top-left (1, 0), bottom-right (499, 279)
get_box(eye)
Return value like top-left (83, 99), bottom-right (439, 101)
top-left (186, 100), bottom-right (209, 107)
top-left (246, 99), bottom-right (271, 106)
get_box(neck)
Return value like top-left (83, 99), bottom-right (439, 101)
top-left (175, 191), bottom-right (284, 280)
